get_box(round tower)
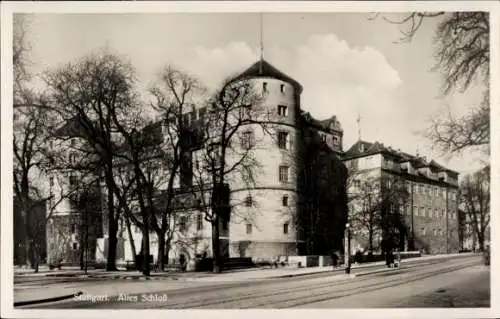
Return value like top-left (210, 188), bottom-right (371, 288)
top-left (228, 60), bottom-right (304, 260)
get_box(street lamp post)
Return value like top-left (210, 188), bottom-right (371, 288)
top-left (345, 223), bottom-right (351, 274)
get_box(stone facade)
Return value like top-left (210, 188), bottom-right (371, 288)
top-left (343, 141), bottom-right (460, 255)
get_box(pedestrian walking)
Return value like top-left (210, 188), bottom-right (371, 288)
top-left (331, 251), bottom-right (339, 269)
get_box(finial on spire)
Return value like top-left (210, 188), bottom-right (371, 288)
top-left (259, 12), bottom-right (264, 74)
top-left (356, 113), bottom-right (362, 141)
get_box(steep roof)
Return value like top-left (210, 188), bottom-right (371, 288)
top-left (301, 111), bottom-right (343, 133)
top-left (343, 140), bottom-right (458, 174)
top-left (232, 59), bottom-right (303, 93)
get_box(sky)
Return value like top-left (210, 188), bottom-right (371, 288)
top-left (22, 12), bottom-right (487, 176)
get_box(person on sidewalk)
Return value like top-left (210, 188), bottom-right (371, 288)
top-left (331, 251), bottom-right (339, 269)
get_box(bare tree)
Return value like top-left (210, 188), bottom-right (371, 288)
top-left (43, 50), bottom-right (138, 271)
top-left (146, 66), bottom-right (205, 271)
top-left (347, 167), bottom-right (410, 254)
top-left (372, 12), bottom-right (490, 154)
top-left (348, 175), bottom-right (382, 254)
top-left (459, 166), bottom-right (490, 252)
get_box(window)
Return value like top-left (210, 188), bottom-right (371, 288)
top-left (278, 132), bottom-right (289, 149)
top-left (434, 187), bottom-right (438, 196)
top-left (354, 180), bottom-right (360, 188)
top-left (279, 166), bottom-right (289, 182)
top-left (182, 113), bottom-right (190, 126)
top-left (196, 214), bottom-right (203, 231)
top-left (70, 139), bottom-right (76, 147)
top-left (198, 107), bottom-right (207, 122)
top-left (245, 195), bottom-right (253, 207)
top-left (222, 218), bottom-right (228, 231)
top-left (421, 228), bottom-right (426, 236)
top-left (179, 216), bottom-right (187, 233)
top-left (263, 82), bottom-right (268, 93)
top-left (282, 195), bottom-right (289, 207)
top-left (283, 223), bottom-right (289, 234)
top-left (241, 131), bottom-right (254, 150)
top-left (190, 111), bottom-right (197, 123)
top-left (433, 229), bottom-right (438, 236)
top-left (420, 207), bottom-right (425, 217)
top-left (333, 136), bottom-right (339, 145)
top-left (413, 206), bottom-right (417, 216)
top-left (246, 223), bottom-right (252, 235)
top-left (72, 242), bottom-right (78, 250)
top-left (321, 134), bottom-right (327, 142)
top-left (280, 84), bottom-right (285, 93)
top-left (69, 175), bottom-right (78, 188)
top-left (434, 209), bottom-right (438, 218)
top-left (428, 208), bottom-right (432, 218)
top-left (71, 224), bottom-right (76, 234)
top-left (277, 105), bottom-right (288, 116)
top-left (49, 176), bottom-right (54, 187)
top-left (69, 153), bottom-right (77, 165)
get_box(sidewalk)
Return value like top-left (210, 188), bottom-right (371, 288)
top-left (13, 252), bottom-right (476, 306)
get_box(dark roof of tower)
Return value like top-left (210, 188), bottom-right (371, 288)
top-left (232, 59), bottom-right (303, 93)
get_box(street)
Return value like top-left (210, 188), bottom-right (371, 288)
top-left (20, 255), bottom-right (489, 309)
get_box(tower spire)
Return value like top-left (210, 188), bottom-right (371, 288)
top-left (259, 12), bottom-right (264, 74)
top-left (356, 113), bottom-right (362, 141)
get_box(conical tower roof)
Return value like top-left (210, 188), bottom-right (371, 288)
top-left (232, 59), bottom-right (303, 93)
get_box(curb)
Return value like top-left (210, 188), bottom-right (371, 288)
top-left (14, 291), bottom-right (83, 307)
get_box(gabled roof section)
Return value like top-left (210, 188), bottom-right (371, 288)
top-left (232, 59), bottom-right (303, 93)
top-left (343, 140), bottom-right (384, 159)
top-left (343, 139), bottom-right (459, 175)
top-left (301, 111), bottom-right (343, 133)
top-left (53, 117), bottom-right (86, 138)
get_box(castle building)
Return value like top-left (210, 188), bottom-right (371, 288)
top-left (41, 59), bottom-right (461, 268)
top-left (118, 60), bottom-right (348, 264)
top-left (342, 140), bottom-right (460, 254)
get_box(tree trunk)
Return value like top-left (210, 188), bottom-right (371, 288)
top-left (165, 237), bottom-right (172, 267)
top-left (478, 231), bottom-right (485, 252)
top-left (105, 167), bottom-right (118, 271)
top-left (212, 217), bottom-right (221, 273)
top-left (368, 225), bottom-right (373, 252)
top-left (107, 219), bottom-right (118, 271)
top-left (157, 231), bottom-right (165, 272)
top-left (124, 213), bottom-right (137, 266)
top-left (33, 242), bottom-right (39, 273)
top-left (142, 215), bottom-right (151, 276)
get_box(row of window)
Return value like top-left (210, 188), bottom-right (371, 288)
top-left (409, 183), bottom-right (456, 200)
top-left (320, 133), bottom-right (340, 146)
top-left (262, 82), bottom-right (288, 95)
top-left (246, 222), bottom-right (289, 235)
top-left (410, 206), bottom-right (457, 219)
top-left (244, 194), bottom-right (289, 207)
top-left (240, 130), bottom-right (292, 150)
top-left (420, 228), bottom-right (447, 236)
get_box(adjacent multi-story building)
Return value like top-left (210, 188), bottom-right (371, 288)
top-left (343, 140), bottom-right (460, 254)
